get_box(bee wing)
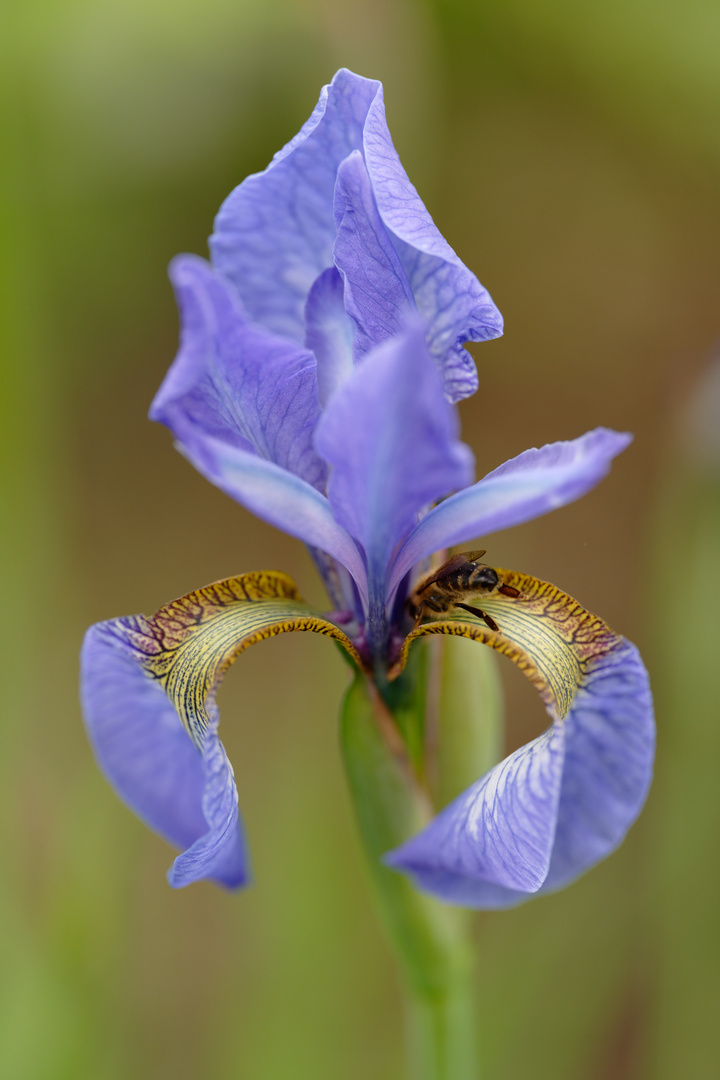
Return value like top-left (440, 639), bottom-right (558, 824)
top-left (417, 550), bottom-right (487, 591)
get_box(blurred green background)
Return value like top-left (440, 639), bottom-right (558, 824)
top-left (2, 0), bottom-right (719, 1076)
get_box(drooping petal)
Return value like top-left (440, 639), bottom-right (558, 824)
top-left (304, 267), bottom-right (355, 406)
top-left (385, 568), bottom-right (654, 907)
top-left (314, 325), bottom-right (474, 625)
top-left (333, 151), bottom-right (416, 361)
top-left (362, 86), bottom-right (503, 401)
top-left (210, 70), bottom-right (381, 341)
top-left (541, 638), bottom-right (654, 893)
top-left (175, 434), bottom-right (369, 607)
top-left (81, 621), bottom-right (244, 888)
top-left (388, 428), bottom-right (632, 599)
top-left (81, 572), bottom-right (363, 889)
top-left (151, 255), bottom-right (326, 489)
top-left (387, 725), bottom-right (566, 894)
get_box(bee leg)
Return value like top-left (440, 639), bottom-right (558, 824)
top-left (412, 601), bottom-right (426, 630)
top-left (498, 583), bottom-right (520, 598)
top-left (455, 603), bottom-right (500, 632)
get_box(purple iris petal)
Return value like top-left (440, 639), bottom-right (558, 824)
top-left (81, 620), bottom-right (247, 889)
top-left (211, 71), bottom-right (380, 341)
top-left (385, 640), bottom-right (653, 908)
top-left (314, 324), bottom-right (474, 623)
top-left (386, 726), bottom-right (565, 894)
top-left (177, 433), bottom-right (369, 606)
top-left (388, 428), bottom-right (632, 598)
top-left (210, 69), bottom-right (501, 399)
top-left (304, 267), bottom-right (355, 406)
top-left (362, 86), bottom-right (503, 401)
top-left (541, 639), bottom-right (654, 893)
top-left (333, 151), bottom-right (416, 360)
top-left (151, 255), bottom-right (326, 489)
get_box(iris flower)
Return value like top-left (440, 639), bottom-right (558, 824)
top-left (81, 70), bottom-right (654, 908)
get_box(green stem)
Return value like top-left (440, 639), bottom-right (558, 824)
top-left (340, 668), bottom-right (479, 1080)
top-left (406, 975), bottom-right (477, 1080)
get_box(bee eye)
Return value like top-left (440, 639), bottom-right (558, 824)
top-left (472, 567), bottom-right (499, 589)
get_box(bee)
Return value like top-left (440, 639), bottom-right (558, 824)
top-left (407, 550), bottom-right (521, 633)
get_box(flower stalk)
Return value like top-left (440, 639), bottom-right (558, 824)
top-left (340, 649), bottom-right (479, 1079)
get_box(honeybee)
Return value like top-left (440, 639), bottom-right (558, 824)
top-left (407, 550), bottom-right (521, 633)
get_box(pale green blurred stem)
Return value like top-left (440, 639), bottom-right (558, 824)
top-left (340, 665), bottom-right (479, 1080)
top-left (647, 392), bottom-right (720, 1076)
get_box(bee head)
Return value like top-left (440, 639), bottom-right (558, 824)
top-left (469, 565), bottom-right (499, 592)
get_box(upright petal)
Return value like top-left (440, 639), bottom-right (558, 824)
top-left (314, 326), bottom-right (474, 622)
top-left (151, 255), bottom-right (326, 489)
top-left (304, 267), bottom-right (355, 406)
top-left (333, 151), bottom-right (416, 360)
top-left (385, 568), bottom-right (654, 907)
top-left (363, 86), bottom-right (503, 401)
top-left (210, 68), bottom-right (502, 400)
top-left (210, 70), bottom-right (381, 341)
top-left (81, 572), bottom-right (364, 888)
top-left (388, 428), bottom-right (632, 598)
